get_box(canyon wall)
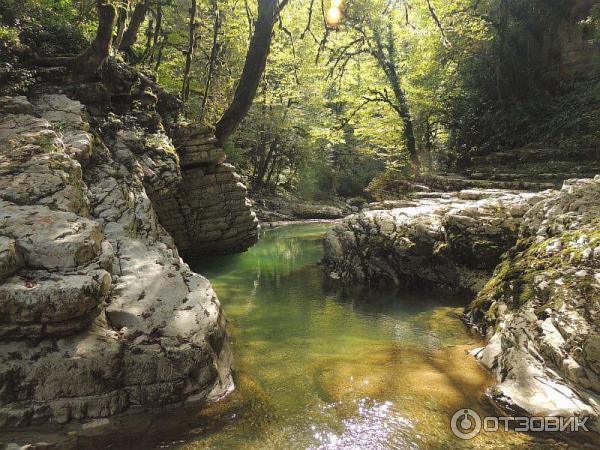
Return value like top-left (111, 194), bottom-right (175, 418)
top-left (0, 92), bottom-right (234, 440)
top-left (151, 124), bottom-right (259, 259)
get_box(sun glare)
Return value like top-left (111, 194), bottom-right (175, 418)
top-left (326, 6), bottom-right (342, 27)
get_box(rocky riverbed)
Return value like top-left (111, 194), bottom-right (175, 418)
top-left (323, 179), bottom-right (600, 439)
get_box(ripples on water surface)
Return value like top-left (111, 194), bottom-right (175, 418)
top-left (164, 223), bottom-right (568, 450)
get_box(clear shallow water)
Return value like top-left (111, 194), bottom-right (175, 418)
top-left (169, 223), bottom-right (568, 450)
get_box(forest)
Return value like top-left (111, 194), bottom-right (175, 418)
top-left (1, 0), bottom-right (600, 449)
top-left (2, 0), bottom-right (598, 201)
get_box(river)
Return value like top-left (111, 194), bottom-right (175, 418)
top-left (166, 223), bottom-right (567, 449)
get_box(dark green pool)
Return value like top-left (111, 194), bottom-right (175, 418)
top-left (174, 223), bottom-right (567, 449)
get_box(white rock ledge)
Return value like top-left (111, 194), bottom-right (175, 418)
top-left (0, 94), bottom-right (233, 437)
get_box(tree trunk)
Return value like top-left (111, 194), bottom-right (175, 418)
top-left (141, 16), bottom-right (154, 62)
top-left (147, 3), bottom-right (162, 63)
top-left (214, 0), bottom-right (280, 143)
top-left (119, 0), bottom-right (151, 56)
top-left (112, 3), bottom-right (128, 50)
top-left (257, 138), bottom-right (278, 184)
top-left (265, 153), bottom-right (279, 185)
top-left (154, 32), bottom-right (167, 72)
top-left (200, 7), bottom-right (221, 120)
top-left (372, 23), bottom-right (419, 167)
top-left (181, 0), bottom-right (198, 103)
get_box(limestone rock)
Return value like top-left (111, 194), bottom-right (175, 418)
top-left (0, 109), bottom-right (89, 214)
top-left (152, 123), bottom-right (259, 257)
top-left (0, 96), bottom-right (34, 116)
top-left (466, 176), bottom-right (600, 434)
top-left (0, 237), bottom-right (23, 281)
top-left (0, 270), bottom-right (110, 337)
top-left (253, 193), bottom-right (349, 222)
top-left (0, 94), bottom-right (233, 435)
top-left (0, 201), bottom-right (103, 269)
top-left (322, 189), bottom-right (549, 293)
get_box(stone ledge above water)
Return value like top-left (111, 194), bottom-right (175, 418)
top-left (0, 93), bottom-right (234, 436)
top-left (322, 188), bottom-right (550, 294)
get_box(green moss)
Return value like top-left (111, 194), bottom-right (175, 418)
top-left (470, 217), bottom-right (600, 327)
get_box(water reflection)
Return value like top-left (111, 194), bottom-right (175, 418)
top-left (178, 223), bottom-right (568, 450)
top-left (309, 399), bottom-right (417, 450)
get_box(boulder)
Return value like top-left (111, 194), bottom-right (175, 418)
top-left (322, 189), bottom-right (549, 293)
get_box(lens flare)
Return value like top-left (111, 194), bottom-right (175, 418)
top-left (331, 0), bottom-right (343, 8)
top-left (326, 6), bottom-right (342, 27)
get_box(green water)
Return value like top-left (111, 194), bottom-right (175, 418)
top-left (174, 223), bottom-right (567, 450)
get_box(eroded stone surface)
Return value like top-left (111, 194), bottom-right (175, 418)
top-left (152, 123), bottom-right (259, 257)
top-left (0, 111), bottom-right (89, 214)
top-left (0, 201), bottom-right (103, 269)
top-left (322, 189), bottom-right (549, 293)
top-left (0, 270), bottom-right (109, 337)
top-left (466, 177), bottom-right (600, 433)
top-left (253, 193), bottom-right (348, 222)
top-left (0, 94), bottom-right (233, 433)
top-left (0, 237), bottom-right (23, 281)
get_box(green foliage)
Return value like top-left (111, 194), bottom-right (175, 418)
top-left (0, 24), bottom-right (19, 45)
top-left (4, 0), bottom-right (599, 198)
top-left (0, 0), bottom-right (89, 55)
top-left (441, 0), bottom-right (600, 159)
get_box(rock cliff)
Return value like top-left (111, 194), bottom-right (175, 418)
top-left (0, 93), bottom-right (233, 439)
top-left (466, 177), bottom-right (600, 433)
top-left (151, 124), bottom-right (259, 258)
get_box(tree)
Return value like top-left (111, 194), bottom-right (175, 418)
top-left (370, 21), bottom-right (419, 166)
top-left (35, 0), bottom-right (117, 75)
top-left (200, 3), bottom-right (222, 119)
top-left (214, 0), bottom-right (289, 144)
top-left (119, 0), bottom-right (152, 58)
top-left (324, 1), bottom-right (422, 167)
top-left (181, 0), bottom-right (198, 103)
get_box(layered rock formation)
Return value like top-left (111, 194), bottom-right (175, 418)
top-left (0, 94), bottom-right (233, 436)
top-left (253, 192), bottom-right (348, 223)
top-left (322, 189), bottom-right (549, 294)
top-left (466, 177), bottom-right (600, 433)
top-left (151, 124), bottom-right (259, 258)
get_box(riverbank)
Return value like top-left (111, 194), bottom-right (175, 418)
top-left (322, 178), bottom-right (600, 442)
top-left (0, 89), bottom-right (235, 446)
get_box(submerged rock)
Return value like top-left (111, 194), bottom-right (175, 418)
top-left (322, 189), bottom-right (549, 294)
top-left (466, 176), bottom-right (600, 434)
top-left (0, 95), bottom-right (233, 437)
